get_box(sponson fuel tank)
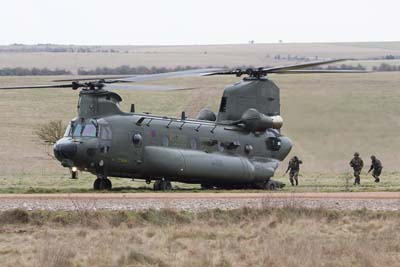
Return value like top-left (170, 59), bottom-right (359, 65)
top-left (142, 146), bottom-right (279, 183)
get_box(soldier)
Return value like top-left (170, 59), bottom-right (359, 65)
top-left (285, 156), bottom-right (302, 186)
top-left (349, 152), bottom-right (363, 185)
top-left (368, 155), bottom-right (382, 183)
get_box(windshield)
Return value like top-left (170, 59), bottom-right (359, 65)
top-left (64, 124), bottom-right (72, 137)
top-left (70, 122), bottom-right (98, 138)
top-left (82, 124), bottom-right (97, 137)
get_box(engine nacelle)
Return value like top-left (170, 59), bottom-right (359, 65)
top-left (240, 108), bottom-right (283, 132)
top-left (196, 108), bottom-right (217, 121)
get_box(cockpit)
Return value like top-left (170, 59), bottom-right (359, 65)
top-left (64, 119), bottom-right (111, 139)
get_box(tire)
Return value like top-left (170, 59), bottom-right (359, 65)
top-left (201, 184), bottom-right (214, 190)
top-left (99, 178), bottom-right (112, 190)
top-left (153, 180), bottom-right (161, 191)
top-left (160, 180), bottom-right (172, 191)
top-left (93, 178), bottom-right (101, 191)
top-left (105, 178), bottom-right (112, 190)
top-left (267, 181), bottom-right (277, 191)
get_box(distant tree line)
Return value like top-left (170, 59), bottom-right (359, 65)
top-left (0, 67), bottom-right (71, 76)
top-left (309, 64), bottom-right (366, 71)
top-left (372, 63), bottom-right (400, 72)
top-left (2, 63), bottom-right (400, 76)
top-left (0, 44), bottom-right (126, 53)
top-left (273, 54), bottom-right (319, 61)
top-left (77, 65), bottom-right (201, 75)
top-left (369, 55), bottom-right (400, 60)
top-left (325, 64), bottom-right (366, 70)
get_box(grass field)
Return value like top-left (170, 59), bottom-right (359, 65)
top-left (0, 42), bottom-right (399, 192)
top-left (0, 208), bottom-right (399, 267)
top-left (0, 72), bottom-right (400, 192)
top-left (0, 172), bottom-right (399, 194)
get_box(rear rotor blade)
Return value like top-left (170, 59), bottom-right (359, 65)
top-left (274, 69), bottom-right (369, 74)
top-left (264, 59), bottom-right (349, 73)
top-left (204, 59), bottom-right (363, 77)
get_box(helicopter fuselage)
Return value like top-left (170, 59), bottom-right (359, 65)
top-left (53, 86), bottom-right (292, 188)
top-left (55, 112), bottom-right (292, 186)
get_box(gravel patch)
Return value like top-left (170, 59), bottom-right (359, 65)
top-left (0, 193), bottom-right (399, 211)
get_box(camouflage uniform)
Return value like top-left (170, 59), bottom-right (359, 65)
top-left (368, 155), bottom-right (382, 183)
top-left (349, 153), bottom-right (363, 185)
top-left (285, 156), bottom-right (302, 186)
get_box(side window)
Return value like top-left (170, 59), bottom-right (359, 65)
top-left (99, 125), bottom-right (112, 140)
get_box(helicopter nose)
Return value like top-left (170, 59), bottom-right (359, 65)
top-left (53, 142), bottom-right (78, 160)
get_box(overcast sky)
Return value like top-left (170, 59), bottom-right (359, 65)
top-left (1, 0), bottom-right (399, 45)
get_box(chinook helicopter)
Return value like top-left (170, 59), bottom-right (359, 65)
top-left (0, 59), bottom-right (365, 190)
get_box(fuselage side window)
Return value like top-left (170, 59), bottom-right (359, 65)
top-left (100, 125), bottom-right (112, 140)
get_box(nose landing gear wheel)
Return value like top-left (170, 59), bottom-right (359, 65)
top-left (93, 176), bottom-right (112, 191)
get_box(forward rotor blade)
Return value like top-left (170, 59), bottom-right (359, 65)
top-left (52, 68), bottom-right (223, 84)
top-left (53, 76), bottom-right (133, 82)
top-left (264, 59), bottom-right (349, 73)
top-left (104, 84), bottom-right (196, 91)
top-left (115, 68), bottom-right (223, 83)
top-left (274, 69), bottom-right (368, 74)
top-left (0, 83), bottom-right (73, 90)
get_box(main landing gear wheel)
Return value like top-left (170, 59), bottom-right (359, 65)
top-left (253, 180), bottom-right (280, 191)
top-left (93, 176), bottom-right (112, 191)
top-left (153, 180), bottom-right (172, 191)
top-left (201, 183), bottom-right (214, 190)
top-left (266, 181), bottom-right (277, 190)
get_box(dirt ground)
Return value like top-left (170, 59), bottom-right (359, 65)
top-left (1, 192), bottom-right (399, 211)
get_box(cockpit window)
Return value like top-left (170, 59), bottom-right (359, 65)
top-left (73, 124), bottom-right (83, 137)
top-left (82, 124), bottom-right (97, 137)
top-left (64, 124), bottom-right (72, 137)
top-left (70, 122), bottom-right (98, 138)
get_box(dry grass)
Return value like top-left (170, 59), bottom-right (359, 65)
top-left (0, 208), bottom-right (399, 267)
